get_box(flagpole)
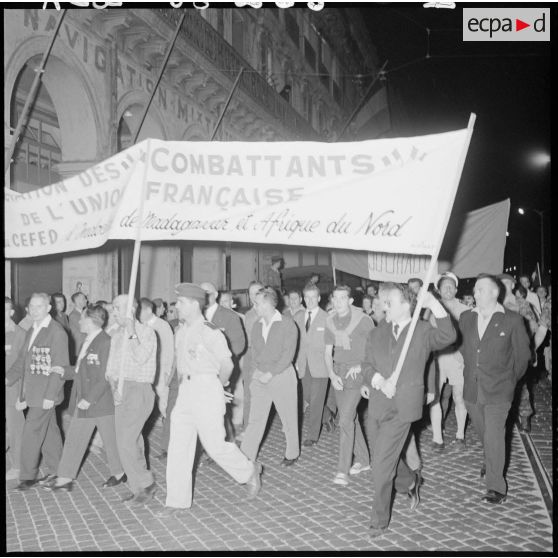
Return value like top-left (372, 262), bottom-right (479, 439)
top-left (210, 67), bottom-right (244, 141)
top-left (5, 9), bottom-right (66, 175)
top-left (117, 140), bottom-right (152, 398)
top-left (385, 114), bottom-right (477, 391)
top-left (132, 12), bottom-right (186, 144)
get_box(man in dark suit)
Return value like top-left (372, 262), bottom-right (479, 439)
top-left (69, 291), bottom-right (88, 363)
top-left (295, 284), bottom-right (329, 446)
top-left (459, 274), bottom-right (531, 504)
top-left (6, 292), bottom-right (70, 490)
top-left (42, 305), bottom-right (125, 491)
top-left (361, 284), bottom-right (456, 538)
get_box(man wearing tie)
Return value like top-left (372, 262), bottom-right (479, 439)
top-left (295, 284), bottom-right (329, 447)
top-left (361, 285), bottom-right (456, 537)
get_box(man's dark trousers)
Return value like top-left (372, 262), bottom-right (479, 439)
top-left (465, 400), bottom-right (510, 495)
top-left (368, 400), bottom-right (414, 529)
top-left (20, 406), bottom-right (63, 480)
top-left (301, 369), bottom-right (328, 442)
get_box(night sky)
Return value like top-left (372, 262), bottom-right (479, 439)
top-left (363, 3), bottom-right (551, 278)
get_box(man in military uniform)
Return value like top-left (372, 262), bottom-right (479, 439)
top-left (156, 283), bottom-right (262, 518)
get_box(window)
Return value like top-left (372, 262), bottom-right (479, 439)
top-left (285, 11), bottom-right (300, 47)
top-left (260, 39), bottom-right (274, 85)
top-left (318, 37), bottom-right (331, 90)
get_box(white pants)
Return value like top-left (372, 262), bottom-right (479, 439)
top-left (166, 375), bottom-right (254, 509)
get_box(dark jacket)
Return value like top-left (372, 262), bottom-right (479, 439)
top-left (65, 330), bottom-right (114, 419)
top-left (7, 317), bottom-right (69, 407)
top-left (459, 307), bottom-right (531, 405)
top-left (211, 305), bottom-right (247, 358)
top-left (363, 317), bottom-right (456, 424)
top-left (250, 314), bottom-right (298, 376)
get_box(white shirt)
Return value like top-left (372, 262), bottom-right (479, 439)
top-left (76, 329), bottom-right (102, 372)
top-left (205, 302), bottom-right (219, 323)
top-left (473, 303), bottom-right (505, 340)
top-left (28, 314), bottom-right (52, 349)
top-left (260, 310), bottom-right (283, 343)
top-left (392, 317), bottom-right (412, 340)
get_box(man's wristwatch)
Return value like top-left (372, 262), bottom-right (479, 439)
top-left (128, 333), bottom-right (138, 340)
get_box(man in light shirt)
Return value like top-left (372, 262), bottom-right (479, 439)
top-left (105, 295), bottom-right (157, 506)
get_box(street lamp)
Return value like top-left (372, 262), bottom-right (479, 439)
top-left (518, 207), bottom-right (546, 276)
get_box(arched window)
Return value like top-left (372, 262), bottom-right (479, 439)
top-left (10, 57), bottom-right (62, 189)
top-left (117, 103), bottom-right (165, 151)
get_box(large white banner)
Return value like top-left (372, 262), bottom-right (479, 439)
top-left (5, 130), bottom-right (470, 259)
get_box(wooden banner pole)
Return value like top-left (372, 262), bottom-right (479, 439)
top-left (132, 12), bottom-right (186, 145)
top-left (5, 9), bottom-right (66, 175)
top-left (210, 67), bottom-right (244, 141)
top-left (385, 113), bottom-right (477, 391)
top-left (117, 140), bottom-right (152, 397)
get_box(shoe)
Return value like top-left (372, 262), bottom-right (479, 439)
top-left (480, 464), bottom-right (486, 478)
top-left (482, 490), bottom-right (507, 504)
top-left (129, 482), bottom-right (156, 505)
top-left (6, 468), bottom-right (20, 481)
top-left (349, 462), bottom-right (371, 475)
top-left (15, 480), bottom-right (38, 491)
top-left (368, 525), bottom-right (388, 539)
top-left (451, 438), bottom-right (466, 447)
top-left (518, 416), bottom-right (531, 433)
top-left (121, 492), bottom-right (136, 503)
top-left (333, 472), bottom-right (349, 486)
top-left (280, 457), bottom-right (298, 467)
top-left (155, 451), bottom-right (168, 461)
top-left (245, 462), bottom-right (263, 499)
top-left (431, 441), bottom-right (445, 452)
top-left (102, 474), bottom-right (127, 488)
top-left (43, 481), bottom-right (73, 492)
top-left (302, 439), bottom-right (317, 447)
top-left (37, 474), bottom-right (57, 486)
top-left (408, 473), bottom-right (421, 511)
top-left (154, 507), bottom-right (189, 518)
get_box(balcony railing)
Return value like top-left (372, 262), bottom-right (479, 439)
top-left (154, 8), bottom-right (318, 140)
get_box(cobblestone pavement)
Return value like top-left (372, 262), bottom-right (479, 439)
top-left (529, 374), bottom-right (553, 484)
top-left (5, 401), bottom-right (553, 553)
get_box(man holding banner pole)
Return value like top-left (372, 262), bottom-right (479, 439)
top-left (105, 295), bottom-right (157, 506)
top-left (362, 285), bottom-right (456, 537)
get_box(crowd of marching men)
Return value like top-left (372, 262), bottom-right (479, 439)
top-left (4, 269), bottom-right (552, 536)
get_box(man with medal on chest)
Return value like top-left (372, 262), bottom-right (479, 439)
top-left (6, 292), bottom-right (70, 490)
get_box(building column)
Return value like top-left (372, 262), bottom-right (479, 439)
top-left (192, 245), bottom-right (225, 288)
top-left (140, 244), bottom-right (181, 302)
top-left (55, 161), bottom-right (118, 306)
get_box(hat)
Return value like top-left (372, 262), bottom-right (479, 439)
top-left (174, 283), bottom-right (206, 300)
top-left (199, 282), bottom-right (218, 295)
top-left (152, 298), bottom-right (164, 308)
top-left (437, 271), bottom-right (459, 289)
top-left (271, 255), bottom-right (283, 263)
top-left (498, 273), bottom-right (515, 284)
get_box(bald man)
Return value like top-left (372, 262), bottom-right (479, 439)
top-left (105, 295), bottom-right (157, 506)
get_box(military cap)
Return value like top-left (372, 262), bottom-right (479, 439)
top-left (174, 283), bottom-right (206, 300)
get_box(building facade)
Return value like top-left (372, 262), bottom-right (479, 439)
top-left (5, 6), bottom-right (380, 305)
